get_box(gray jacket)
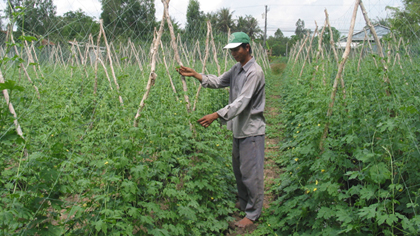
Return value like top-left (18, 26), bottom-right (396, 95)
top-left (201, 57), bottom-right (265, 138)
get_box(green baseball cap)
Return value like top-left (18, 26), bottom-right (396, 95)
top-left (224, 32), bottom-right (250, 49)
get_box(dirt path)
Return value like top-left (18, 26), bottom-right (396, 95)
top-left (226, 74), bottom-right (283, 235)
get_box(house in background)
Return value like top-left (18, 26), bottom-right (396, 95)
top-left (337, 24), bottom-right (391, 53)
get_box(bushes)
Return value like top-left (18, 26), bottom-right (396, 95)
top-left (256, 53), bottom-right (420, 235)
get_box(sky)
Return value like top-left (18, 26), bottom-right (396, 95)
top-left (2, 0), bottom-right (404, 38)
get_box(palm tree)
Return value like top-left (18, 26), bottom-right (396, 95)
top-left (216, 8), bottom-right (235, 33)
top-left (236, 15), bottom-right (262, 39)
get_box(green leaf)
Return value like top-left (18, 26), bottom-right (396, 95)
top-left (369, 163), bottom-right (391, 184)
top-left (358, 204), bottom-right (377, 219)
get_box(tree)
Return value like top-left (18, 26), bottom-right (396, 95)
top-left (235, 15), bottom-right (262, 39)
top-left (387, 1), bottom-right (420, 40)
top-left (185, 0), bottom-right (206, 39)
top-left (6, 0), bottom-right (57, 37)
top-left (57, 9), bottom-right (100, 42)
top-left (274, 28), bottom-right (284, 39)
top-left (295, 18), bottom-right (305, 38)
top-left (320, 26), bottom-right (340, 46)
top-left (100, 0), bottom-right (156, 40)
top-left (215, 8), bottom-right (234, 33)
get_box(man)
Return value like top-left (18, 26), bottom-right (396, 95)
top-left (177, 32), bottom-right (265, 228)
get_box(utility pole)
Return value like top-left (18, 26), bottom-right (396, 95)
top-left (263, 5), bottom-right (268, 49)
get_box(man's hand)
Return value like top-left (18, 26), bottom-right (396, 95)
top-left (176, 66), bottom-right (202, 81)
top-left (198, 112), bottom-right (219, 128)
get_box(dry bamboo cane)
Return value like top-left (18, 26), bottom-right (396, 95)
top-left (1, 69), bottom-right (24, 139)
top-left (196, 40), bottom-right (204, 65)
top-left (57, 44), bottom-right (66, 68)
top-left (110, 43), bottom-right (122, 70)
top-left (160, 40), bottom-right (178, 100)
top-left (359, 1), bottom-right (389, 84)
top-left (365, 29), bottom-right (378, 68)
top-left (177, 34), bottom-right (190, 63)
top-left (75, 40), bottom-right (89, 77)
top-left (9, 32), bottom-right (40, 99)
top-left (94, 26), bottom-right (103, 95)
top-left (192, 21), bottom-right (211, 112)
top-left (130, 42), bottom-right (143, 71)
top-left (402, 38), bottom-right (413, 64)
top-left (391, 37), bottom-right (405, 74)
top-left (70, 44), bottom-right (76, 78)
top-left (320, 0), bottom-right (360, 152)
top-left (312, 20), bottom-right (327, 83)
top-left (299, 22), bottom-right (318, 79)
top-left (357, 33), bottom-right (367, 72)
top-left (224, 28), bottom-right (231, 71)
top-left (99, 20), bottom-right (124, 106)
top-left (23, 37), bottom-right (40, 79)
top-left (325, 9), bottom-right (339, 65)
top-left (133, 5), bottom-right (166, 127)
top-left (164, 0), bottom-right (191, 112)
top-left (393, 37), bottom-right (403, 70)
top-left (30, 42), bottom-right (44, 79)
top-left (210, 28), bottom-right (221, 76)
top-left (387, 35), bottom-right (392, 65)
top-left (127, 38), bottom-right (133, 67)
top-left (292, 34), bottom-right (309, 72)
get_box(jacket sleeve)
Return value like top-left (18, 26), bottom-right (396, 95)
top-left (200, 67), bottom-right (232, 89)
top-left (216, 69), bottom-right (263, 121)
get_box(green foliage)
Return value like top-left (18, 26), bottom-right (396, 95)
top-left (100, 0), bottom-right (156, 40)
top-left (0, 48), bottom-right (243, 234)
top-left (6, 0), bottom-right (57, 36)
top-left (387, 0), bottom-right (420, 41)
top-left (256, 43), bottom-right (420, 235)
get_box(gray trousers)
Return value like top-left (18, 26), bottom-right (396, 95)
top-left (232, 135), bottom-right (265, 221)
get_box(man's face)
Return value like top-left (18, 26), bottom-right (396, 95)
top-left (230, 45), bottom-right (249, 63)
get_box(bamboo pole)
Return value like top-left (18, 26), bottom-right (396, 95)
top-left (0, 69), bottom-right (24, 139)
top-left (224, 28), bottom-right (231, 71)
top-left (30, 42), bottom-right (44, 79)
top-left (359, 1), bottom-right (389, 84)
top-left (193, 21), bottom-right (212, 111)
top-left (130, 41), bottom-right (143, 71)
top-left (164, 0), bottom-right (191, 112)
top-left (357, 33), bottom-right (367, 72)
top-left (94, 26), bottom-right (103, 95)
top-left (312, 20), bottom-right (327, 83)
top-left (320, 0), bottom-right (360, 152)
top-left (99, 20), bottom-right (124, 106)
top-left (23, 36), bottom-right (40, 80)
top-left (325, 9), bottom-right (339, 65)
top-left (160, 41), bottom-right (178, 100)
top-left (9, 29), bottom-right (40, 99)
top-left (133, 3), bottom-right (167, 127)
top-left (292, 33), bottom-right (309, 72)
top-left (299, 22), bottom-right (318, 79)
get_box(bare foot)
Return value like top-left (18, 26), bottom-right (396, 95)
top-left (234, 217), bottom-right (254, 228)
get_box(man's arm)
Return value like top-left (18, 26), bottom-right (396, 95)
top-left (177, 66), bottom-right (202, 82)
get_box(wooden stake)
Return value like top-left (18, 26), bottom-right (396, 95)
top-left (160, 41), bottom-right (178, 100)
top-left (0, 69), bottom-right (24, 139)
top-left (164, 0), bottom-right (191, 112)
top-left (320, 0), bottom-right (360, 152)
top-left (94, 28), bottom-right (103, 95)
top-left (99, 20), bottom-right (124, 106)
top-left (9, 29), bottom-right (40, 99)
top-left (299, 22), bottom-right (318, 79)
top-left (133, 1), bottom-right (167, 127)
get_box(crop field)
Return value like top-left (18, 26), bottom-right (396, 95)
top-left (2, 0), bottom-right (420, 235)
top-left (0, 19), bottom-right (273, 234)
